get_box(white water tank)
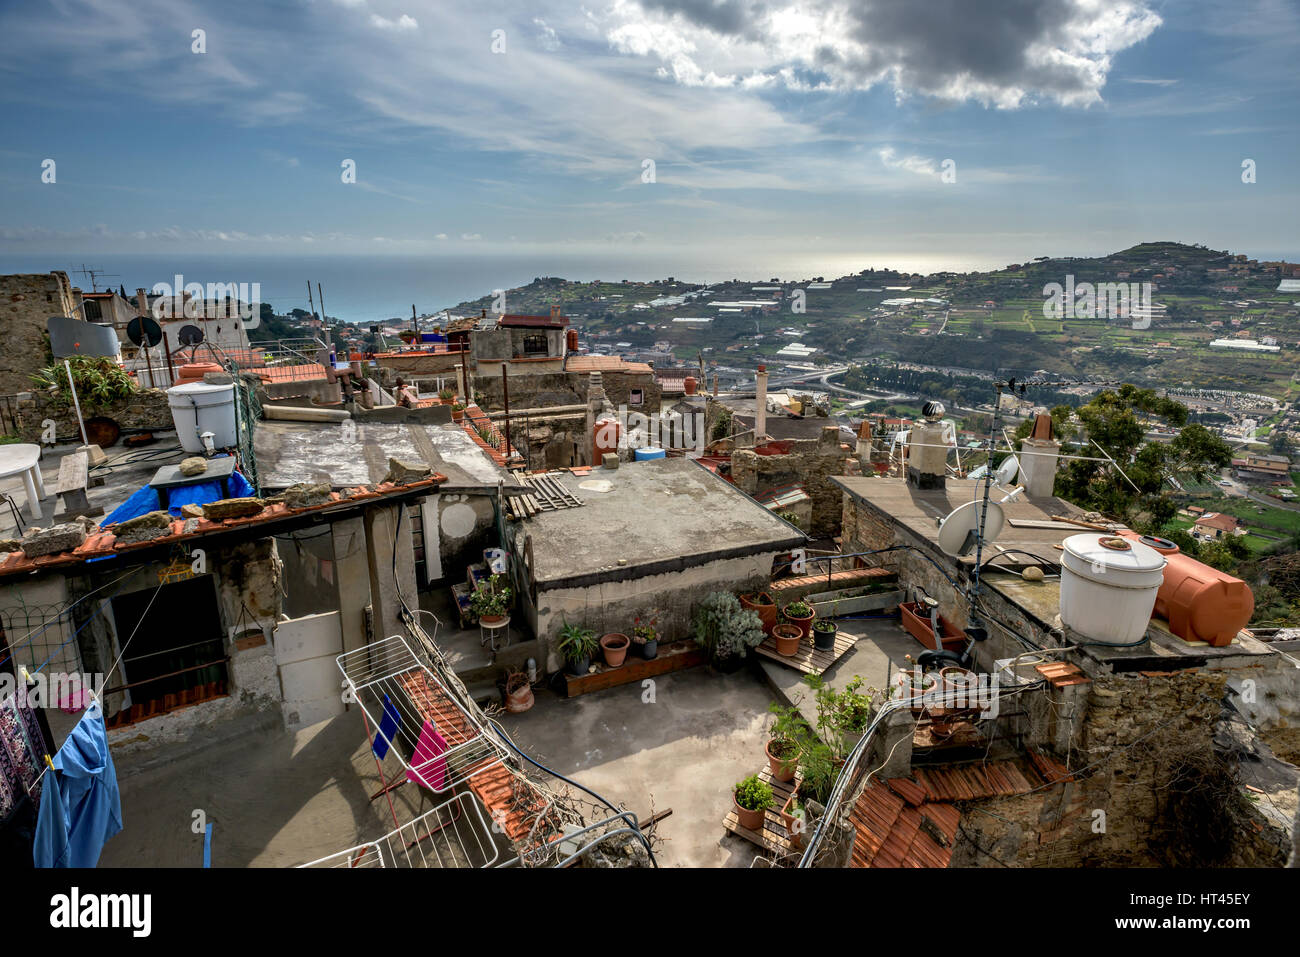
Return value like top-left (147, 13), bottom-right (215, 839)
top-left (168, 382), bottom-right (237, 453)
top-left (1059, 533), bottom-right (1166, 644)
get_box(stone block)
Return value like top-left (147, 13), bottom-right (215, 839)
top-left (381, 457), bottom-right (432, 485)
top-left (602, 452), bottom-right (619, 469)
top-left (179, 456), bottom-right (208, 476)
top-left (20, 522), bottom-right (88, 557)
top-left (114, 510), bottom-right (173, 545)
top-left (283, 482), bottom-right (333, 508)
top-left (202, 497), bottom-right (266, 521)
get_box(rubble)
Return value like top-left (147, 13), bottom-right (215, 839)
top-left (20, 522), bottom-right (88, 557)
top-left (381, 457), bottom-right (433, 485)
top-left (202, 497), bottom-right (266, 521)
top-left (283, 482), bottom-right (333, 508)
top-left (113, 510), bottom-right (174, 545)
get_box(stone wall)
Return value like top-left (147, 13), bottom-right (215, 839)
top-left (16, 386), bottom-right (174, 444)
top-left (475, 370), bottom-right (661, 416)
top-left (731, 426), bottom-right (850, 536)
top-left (0, 272), bottom-right (77, 394)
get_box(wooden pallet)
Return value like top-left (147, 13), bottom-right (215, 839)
top-left (563, 639), bottom-right (706, 697)
top-left (753, 628), bottom-right (857, 676)
top-left (722, 765), bottom-right (802, 855)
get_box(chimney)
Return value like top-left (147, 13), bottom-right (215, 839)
top-left (855, 420), bottom-right (873, 466)
top-left (906, 400), bottom-right (948, 490)
top-left (1019, 413), bottom-right (1060, 497)
top-left (755, 365), bottom-right (768, 444)
top-left (712, 374), bottom-right (718, 397)
top-left (135, 288), bottom-right (150, 318)
top-left (550, 304), bottom-right (561, 322)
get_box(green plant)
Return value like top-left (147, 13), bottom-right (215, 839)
top-left (733, 774), bottom-right (774, 813)
top-left (784, 601), bottom-right (812, 619)
top-left (632, 613), bottom-right (658, 643)
top-left (767, 701), bottom-right (805, 746)
top-left (438, 387), bottom-right (455, 401)
top-left (775, 510), bottom-right (805, 529)
top-left (804, 674), bottom-right (874, 760)
top-left (556, 620), bottom-right (599, 663)
top-left (796, 738), bottom-right (837, 805)
top-left (469, 573), bottom-right (512, 618)
top-left (451, 402), bottom-right (465, 412)
top-left (693, 592), bottom-right (764, 662)
top-left (812, 618), bottom-right (836, 632)
top-left (31, 357), bottom-right (135, 414)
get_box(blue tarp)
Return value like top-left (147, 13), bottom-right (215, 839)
top-left (33, 701), bottom-right (122, 868)
top-left (102, 458), bottom-right (254, 526)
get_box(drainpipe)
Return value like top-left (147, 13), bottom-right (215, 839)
top-left (755, 364), bottom-right (768, 444)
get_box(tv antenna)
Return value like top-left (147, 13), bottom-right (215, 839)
top-left (74, 264), bottom-right (119, 293)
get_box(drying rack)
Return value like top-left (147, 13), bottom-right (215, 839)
top-left (337, 635), bottom-right (506, 794)
top-left (298, 792), bottom-right (500, 869)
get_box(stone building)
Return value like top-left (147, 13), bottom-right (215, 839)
top-left (0, 272), bottom-right (78, 393)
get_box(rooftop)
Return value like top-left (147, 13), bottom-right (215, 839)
top-left (565, 355), bottom-right (654, 374)
top-left (520, 457), bottom-right (805, 589)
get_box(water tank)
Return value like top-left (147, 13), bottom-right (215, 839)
top-left (1118, 532), bottom-right (1254, 646)
top-left (1059, 534), bottom-right (1166, 644)
top-left (168, 382), bottom-right (237, 453)
top-left (173, 362), bottom-right (223, 387)
top-left (684, 376), bottom-right (697, 395)
top-left (593, 415), bottom-right (620, 462)
top-left (566, 329), bottom-right (580, 353)
top-left (634, 447), bottom-right (666, 461)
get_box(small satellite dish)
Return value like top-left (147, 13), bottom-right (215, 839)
top-left (938, 499), bottom-right (1006, 557)
top-left (994, 454), bottom-right (1020, 488)
top-left (177, 324), bottom-right (205, 346)
top-left (127, 315), bottom-right (163, 348)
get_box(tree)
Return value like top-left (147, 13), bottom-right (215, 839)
top-left (1050, 387), bottom-right (1232, 531)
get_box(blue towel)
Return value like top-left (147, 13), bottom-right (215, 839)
top-left (33, 702), bottom-right (123, 868)
top-left (373, 695), bottom-right (401, 759)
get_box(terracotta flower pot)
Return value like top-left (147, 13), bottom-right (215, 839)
top-left (740, 592), bottom-right (778, 635)
top-left (505, 675), bottom-right (534, 713)
top-left (480, 613), bottom-right (505, 625)
top-left (772, 623), bottom-right (802, 657)
top-left (733, 795), bottom-right (765, 832)
top-left (783, 605), bottom-right (816, 641)
top-left (780, 794), bottom-right (806, 848)
top-left (765, 738), bottom-right (798, 782)
top-left (600, 633), bottom-right (630, 668)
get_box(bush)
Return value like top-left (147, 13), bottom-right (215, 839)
top-left (734, 774), bottom-right (774, 812)
top-left (32, 356), bottom-right (135, 414)
top-left (693, 592), bottom-right (765, 662)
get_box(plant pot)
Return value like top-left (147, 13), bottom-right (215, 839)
top-left (740, 592), bottom-right (778, 634)
top-left (636, 638), bottom-right (659, 660)
top-left (711, 654), bottom-right (745, 674)
top-left (451, 409), bottom-right (464, 422)
top-left (772, 623), bottom-right (802, 657)
top-left (812, 621), bottom-right (837, 651)
top-left (566, 655), bottom-right (590, 677)
top-left (939, 666), bottom-right (976, 707)
top-left (480, 613), bottom-right (505, 625)
top-left (780, 794), bottom-right (806, 848)
top-left (783, 605), bottom-right (816, 641)
top-left (765, 738), bottom-right (798, 783)
top-left (505, 675), bottom-right (534, 713)
top-left (600, 633), bottom-right (630, 668)
top-left (733, 795), bottom-right (766, 832)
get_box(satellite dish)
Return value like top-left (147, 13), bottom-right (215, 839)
top-left (938, 499), bottom-right (1006, 557)
top-left (994, 454), bottom-right (1020, 488)
top-left (177, 324), bottom-right (205, 346)
top-left (127, 315), bottom-right (163, 348)
top-left (46, 316), bottom-right (120, 359)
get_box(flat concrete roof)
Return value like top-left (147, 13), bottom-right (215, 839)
top-left (255, 420), bottom-right (507, 489)
top-left (522, 457), bottom-right (806, 589)
top-left (732, 411), bottom-right (835, 441)
top-left (831, 476), bottom-right (1090, 567)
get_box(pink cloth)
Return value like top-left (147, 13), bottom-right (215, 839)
top-left (406, 721), bottom-right (449, 791)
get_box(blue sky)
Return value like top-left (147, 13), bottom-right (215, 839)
top-left (1, 0), bottom-right (1298, 271)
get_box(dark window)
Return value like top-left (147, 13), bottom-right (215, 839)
top-left (522, 334), bottom-right (548, 356)
top-left (629, 389), bottom-right (644, 406)
top-left (83, 300), bottom-right (103, 322)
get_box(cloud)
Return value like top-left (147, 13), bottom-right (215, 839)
top-left (877, 147), bottom-right (939, 178)
top-left (603, 0), bottom-right (1164, 107)
top-left (370, 13), bottom-right (418, 31)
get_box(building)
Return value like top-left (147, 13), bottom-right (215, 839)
top-left (0, 272), bottom-right (81, 393)
top-left (1192, 512), bottom-right (1240, 540)
top-left (1233, 452), bottom-right (1292, 483)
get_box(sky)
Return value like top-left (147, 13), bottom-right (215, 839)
top-left (1, 0), bottom-right (1298, 275)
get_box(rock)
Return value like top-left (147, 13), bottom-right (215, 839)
top-left (283, 482), bottom-right (333, 508)
top-left (114, 510), bottom-right (174, 545)
top-left (179, 456), bottom-right (208, 476)
top-left (179, 504), bottom-right (205, 519)
top-left (202, 497), bottom-right (266, 521)
top-left (182, 518), bottom-right (201, 535)
top-left (382, 457), bottom-right (433, 485)
top-left (0, 539), bottom-right (21, 553)
top-left (602, 452), bottom-right (619, 470)
top-left (1021, 566), bottom-right (1045, 582)
top-left (20, 522), bottom-right (88, 557)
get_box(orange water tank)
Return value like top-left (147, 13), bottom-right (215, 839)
top-left (684, 376), bottom-right (697, 395)
top-left (593, 415), bottom-right (620, 462)
top-left (1118, 532), bottom-right (1254, 646)
top-left (173, 362), bottom-right (223, 387)
top-left (566, 329), bottom-right (580, 353)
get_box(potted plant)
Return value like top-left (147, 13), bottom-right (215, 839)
top-left (780, 794), bottom-right (807, 848)
top-left (795, 737), bottom-right (837, 809)
top-left (811, 617), bottom-right (837, 651)
top-left (805, 674), bottom-right (874, 761)
top-left (469, 573), bottom-right (511, 623)
top-left (438, 387), bottom-right (455, 403)
top-left (739, 591), bottom-right (778, 634)
top-left (504, 670), bottom-right (533, 713)
top-left (782, 600), bottom-right (815, 641)
top-left (766, 703), bottom-right (803, 783)
top-left (599, 632), bottom-right (630, 668)
top-left (557, 621), bottom-right (598, 676)
top-left (632, 615), bottom-right (659, 660)
top-left (450, 401), bottom-right (465, 423)
top-left (733, 774), bottom-right (774, 831)
top-left (693, 592), bottom-right (765, 671)
top-left (771, 622), bottom-right (802, 657)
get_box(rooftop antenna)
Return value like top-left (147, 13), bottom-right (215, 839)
top-left (74, 265), bottom-right (118, 294)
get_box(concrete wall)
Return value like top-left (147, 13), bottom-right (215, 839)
top-left (273, 610), bottom-right (345, 731)
top-left (527, 552), bottom-right (776, 673)
top-left (419, 492), bottom-right (495, 585)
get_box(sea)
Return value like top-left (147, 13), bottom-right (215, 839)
top-left (2, 247), bottom-right (1295, 326)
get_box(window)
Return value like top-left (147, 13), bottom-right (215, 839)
top-left (522, 334), bottom-right (548, 356)
top-left (83, 299), bottom-right (103, 322)
top-left (629, 389), bottom-right (644, 406)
